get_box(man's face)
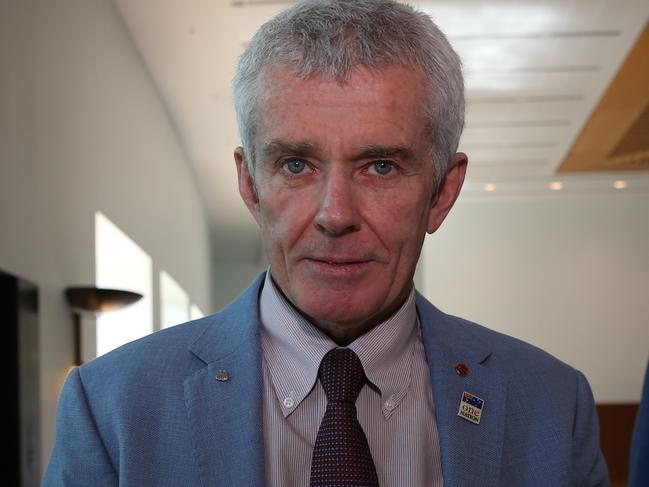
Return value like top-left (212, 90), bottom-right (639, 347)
top-left (236, 65), bottom-right (466, 342)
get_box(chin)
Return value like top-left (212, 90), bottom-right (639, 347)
top-left (296, 293), bottom-right (382, 329)
top-left (280, 272), bottom-right (403, 330)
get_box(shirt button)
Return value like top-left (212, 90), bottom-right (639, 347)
top-left (384, 397), bottom-right (396, 411)
top-left (283, 397), bottom-right (295, 408)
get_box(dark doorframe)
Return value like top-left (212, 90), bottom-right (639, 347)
top-left (0, 269), bottom-right (40, 486)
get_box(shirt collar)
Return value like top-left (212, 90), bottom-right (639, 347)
top-left (260, 271), bottom-right (418, 419)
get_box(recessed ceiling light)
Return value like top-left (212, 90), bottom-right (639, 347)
top-left (549, 181), bottom-right (563, 190)
top-left (613, 180), bottom-right (627, 189)
top-left (483, 183), bottom-right (496, 192)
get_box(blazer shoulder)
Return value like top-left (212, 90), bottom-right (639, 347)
top-left (416, 292), bottom-right (576, 379)
top-left (455, 313), bottom-right (570, 370)
top-left (77, 314), bottom-right (215, 393)
top-left (80, 273), bottom-right (267, 383)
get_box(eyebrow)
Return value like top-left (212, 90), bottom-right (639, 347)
top-left (261, 140), bottom-right (317, 159)
top-left (260, 140), bottom-right (418, 164)
top-left (354, 145), bottom-right (416, 162)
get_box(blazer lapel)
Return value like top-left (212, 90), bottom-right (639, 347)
top-left (184, 275), bottom-right (266, 487)
top-left (417, 294), bottom-right (506, 487)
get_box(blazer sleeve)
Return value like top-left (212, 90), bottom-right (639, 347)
top-left (572, 369), bottom-right (610, 487)
top-left (42, 367), bottom-right (118, 486)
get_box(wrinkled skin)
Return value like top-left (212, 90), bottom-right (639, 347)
top-left (236, 65), bottom-right (467, 344)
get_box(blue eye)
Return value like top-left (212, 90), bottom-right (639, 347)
top-left (373, 160), bottom-right (394, 175)
top-left (284, 158), bottom-right (306, 174)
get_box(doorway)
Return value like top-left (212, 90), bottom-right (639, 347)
top-left (0, 269), bottom-right (40, 486)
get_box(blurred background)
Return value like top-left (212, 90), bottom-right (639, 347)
top-left (1, 0), bottom-right (647, 485)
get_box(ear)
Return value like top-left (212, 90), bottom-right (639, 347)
top-left (427, 152), bottom-right (468, 234)
top-left (235, 147), bottom-right (261, 226)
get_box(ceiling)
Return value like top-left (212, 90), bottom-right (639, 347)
top-left (559, 20), bottom-right (649, 173)
top-left (112, 0), bottom-right (649, 256)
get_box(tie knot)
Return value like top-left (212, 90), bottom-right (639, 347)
top-left (318, 348), bottom-right (366, 403)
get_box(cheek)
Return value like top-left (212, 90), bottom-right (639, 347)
top-left (366, 193), bottom-right (430, 244)
top-left (257, 194), bottom-right (312, 253)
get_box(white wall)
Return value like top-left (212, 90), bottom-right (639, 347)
top-left (211, 230), bottom-right (268, 311)
top-left (0, 0), bottom-right (212, 473)
top-left (421, 191), bottom-right (649, 403)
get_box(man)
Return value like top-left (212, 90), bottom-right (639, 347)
top-left (44, 1), bottom-right (609, 486)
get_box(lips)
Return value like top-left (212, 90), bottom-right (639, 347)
top-left (309, 257), bottom-right (369, 265)
top-left (303, 256), bottom-right (377, 279)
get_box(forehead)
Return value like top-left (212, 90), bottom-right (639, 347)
top-left (255, 65), bottom-right (430, 151)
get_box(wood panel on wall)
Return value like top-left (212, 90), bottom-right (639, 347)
top-left (597, 403), bottom-right (639, 485)
top-left (559, 22), bottom-right (649, 173)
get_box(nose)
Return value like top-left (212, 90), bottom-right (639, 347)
top-left (314, 169), bottom-right (361, 236)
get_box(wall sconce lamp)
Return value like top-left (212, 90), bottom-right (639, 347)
top-left (65, 287), bottom-right (143, 365)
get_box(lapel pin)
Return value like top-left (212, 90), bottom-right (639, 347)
top-left (457, 391), bottom-right (484, 425)
top-left (215, 370), bottom-right (230, 382)
top-left (455, 362), bottom-right (469, 376)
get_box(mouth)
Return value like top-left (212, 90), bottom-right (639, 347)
top-left (304, 257), bottom-right (376, 277)
top-left (311, 258), bottom-right (368, 265)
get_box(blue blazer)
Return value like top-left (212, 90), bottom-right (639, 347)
top-left (630, 361), bottom-right (649, 487)
top-left (44, 274), bottom-right (609, 486)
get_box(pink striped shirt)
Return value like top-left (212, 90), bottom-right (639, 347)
top-left (260, 272), bottom-right (443, 486)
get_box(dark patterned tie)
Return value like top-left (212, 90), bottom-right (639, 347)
top-left (310, 348), bottom-right (379, 487)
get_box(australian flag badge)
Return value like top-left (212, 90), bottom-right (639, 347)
top-left (457, 391), bottom-right (485, 425)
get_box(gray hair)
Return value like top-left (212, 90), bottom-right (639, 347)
top-left (233, 0), bottom-right (464, 188)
